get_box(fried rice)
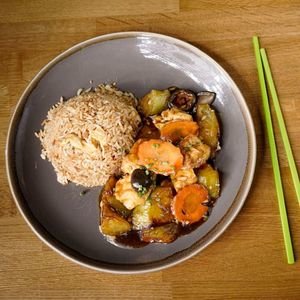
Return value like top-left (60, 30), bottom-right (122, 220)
top-left (37, 84), bottom-right (141, 187)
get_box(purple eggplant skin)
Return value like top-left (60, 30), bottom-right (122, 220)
top-left (169, 89), bottom-right (196, 111)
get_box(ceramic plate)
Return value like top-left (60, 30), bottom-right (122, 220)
top-left (6, 32), bottom-right (256, 274)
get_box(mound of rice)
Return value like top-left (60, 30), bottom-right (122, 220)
top-left (37, 84), bottom-right (141, 187)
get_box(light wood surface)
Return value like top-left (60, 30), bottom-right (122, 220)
top-left (1, 1), bottom-right (300, 299)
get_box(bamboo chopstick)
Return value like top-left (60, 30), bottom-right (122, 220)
top-left (260, 48), bottom-right (300, 205)
top-left (252, 36), bottom-right (295, 264)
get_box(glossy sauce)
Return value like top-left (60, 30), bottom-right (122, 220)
top-left (113, 217), bottom-right (209, 249)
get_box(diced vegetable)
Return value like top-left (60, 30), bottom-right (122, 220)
top-left (132, 187), bottom-right (174, 230)
top-left (100, 176), bottom-right (131, 235)
top-left (179, 135), bottom-right (211, 168)
top-left (100, 202), bottom-right (131, 236)
top-left (140, 223), bottom-right (179, 243)
top-left (132, 201), bottom-right (152, 230)
top-left (139, 89), bottom-right (170, 116)
top-left (197, 164), bottom-right (220, 198)
top-left (129, 139), bottom-right (144, 158)
top-left (107, 195), bottom-right (132, 218)
top-left (149, 187), bottom-right (174, 225)
top-left (121, 139), bottom-right (144, 174)
top-left (136, 118), bottom-right (160, 139)
top-left (160, 120), bottom-right (199, 143)
top-left (196, 104), bottom-right (220, 153)
top-left (137, 139), bottom-right (183, 175)
top-left (172, 184), bottom-right (209, 224)
top-left (169, 89), bottom-right (196, 111)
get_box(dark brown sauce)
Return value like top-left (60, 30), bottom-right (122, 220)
top-left (114, 231), bottom-right (148, 248)
top-left (177, 219), bottom-right (205, 237)
top-left (112, 218), bottom-right (208, 249)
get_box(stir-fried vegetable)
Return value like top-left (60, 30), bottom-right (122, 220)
top-left (172, 184), bottom-right (209, 224)
top-left (99, 176), bottom-right (132, 235)
top-left (139, 89), bottom-right (170, 116)
top-left (149, 187), bottom-right (174, 225)
top-left (140, 223), bottom-right (179, 243)
top-left (160, 120), bottom-right (199, 143)
top-left (196, 103), bottom-right (220, 153)
top-left (132, 186), bottom-right (174, 230)
top-left (137, 139), bottom-right (183, 175)
top-left (132, 201), bottom-right (152, 230)
top-left (121, 139), bottom-right (145, 174)
top-left (100, 202), bottom-right (131, 236)
top-left (99, 86), bottom-right (222, 246)
top-left (107, 196), bottom-right (132, 218)
top-left (197, 164), bottom-right (220, 198)
top-left (169, 89), bottom-right (196, 111)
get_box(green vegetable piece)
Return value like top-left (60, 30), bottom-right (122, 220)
top-left (197, 164), bottom-right (220, 198)
top-left (139, 89), bottom-right (170, 116)
top-left (196, 103), bottom-right (220, 153)
top-left (100, 202), bottom-right (131, 236)
top-left (132, 201), bottom-right (152, 230)
top-left (140, 223), bottom-right (179, 243)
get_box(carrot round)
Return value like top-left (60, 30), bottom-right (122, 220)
top-left (126, 138), bottom-right (145, 163)
top-left (137, 139), bottom-right (183, 175)
top-left (172, 184), bottom-right (208, 224)
top-left (160, 121), bottom-right (199, 143)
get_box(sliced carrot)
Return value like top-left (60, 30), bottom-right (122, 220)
top-left (130, 139), bottom-right (145, 155)
top-left (126, 139), bottom-right (145, 163)
top-left (137, 139), bottom-right (183, 175)
top-left (172, 184), bottom-right (208, 224)
top-left (160, 121), bottom-right (199, 143)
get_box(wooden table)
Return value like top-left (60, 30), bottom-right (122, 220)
top-left (1, 1), bottom-right (299, 299)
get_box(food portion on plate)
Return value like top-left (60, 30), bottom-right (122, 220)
top-left (36, 82), bottom-right (221, 247)
top-left (36, 84), bottom-right (141, 187)
top-left (99, 87), bottom-right (221, 246)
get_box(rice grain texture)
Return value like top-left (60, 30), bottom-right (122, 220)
top-left (37, 84), bottom-right (141, 187)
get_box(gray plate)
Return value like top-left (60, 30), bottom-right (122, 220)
top-left (6, 32), bottom-right (256, 274)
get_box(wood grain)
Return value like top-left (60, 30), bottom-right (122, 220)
top-left (0, 1), bottom-right (299, 299)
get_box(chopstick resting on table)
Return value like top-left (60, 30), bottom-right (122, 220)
top-left (260, 49), bottom-right (300, 205)
top-left (252, 36), bottom-right (295, 264)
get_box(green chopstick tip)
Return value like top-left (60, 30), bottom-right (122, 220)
top-left (252, 35), bottom-right (259, 43)
top-left (288, 253), bottom-right (295, 264)
top-left (288, 259), bottom-right (295, 265)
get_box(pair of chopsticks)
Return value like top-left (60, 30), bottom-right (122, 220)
top-left (253, 36), bottom-right (300, 264)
